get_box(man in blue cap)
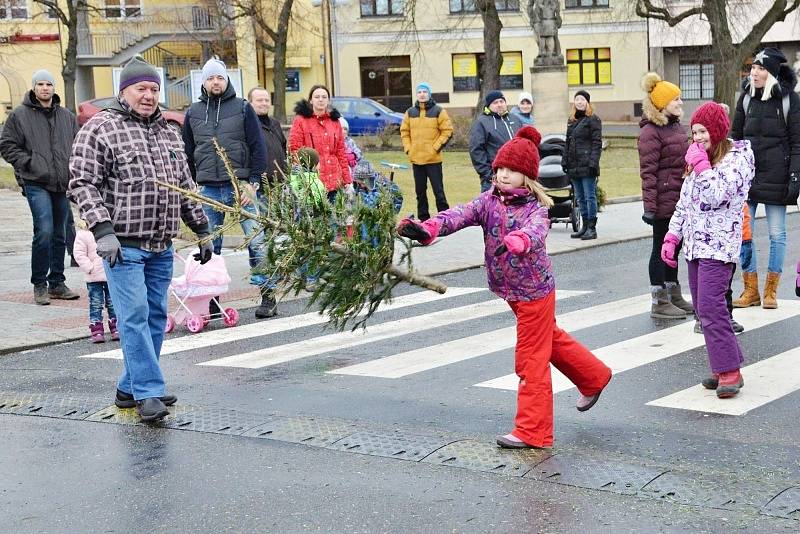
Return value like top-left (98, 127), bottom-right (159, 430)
top-left (400, 82), bottom-right (453, 220)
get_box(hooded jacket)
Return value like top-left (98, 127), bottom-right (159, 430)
top-left (0, 91), bottom-right (78, 192)
top-left (563, 112), bottom-right (602, 179)
top-left (400, 98), bottom-right (454, 165)
top-left (182, 80), bottom-right (267, 185)
top-left (258, 112), bottom-right (287, 183)
top-left (288, 99), bottom-right (351, 192)
top-left (430, 186), bottom-right (554, 302)
top-left (668, 140), bottom-right (754, 263)
top-left (73, 228), bottom-right (107, 283)
top-left (638, 103), bottom-right (689, 219)
top-left (69, 98), bottom-right (209, 252)
top-left (731, 65), bottom-right (800, 205)
top-left (468, 109), bottom-right (521, 180)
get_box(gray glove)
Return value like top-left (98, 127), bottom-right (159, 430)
top-left (194, 234), bottom-right (214, 264)
top-left (343, 183), bottom-right (356, 201)
top-left (96, 234), bottom-right (123, 267)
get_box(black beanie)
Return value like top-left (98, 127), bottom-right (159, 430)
top-left (574, 90), bottom-right (591, 102)
top-left (484, 90), bottom-right (505, 107)
top-left (753, 48), bottom-right (787, 79)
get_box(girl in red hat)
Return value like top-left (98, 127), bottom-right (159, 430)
top-left (661, 102), bottom-right (755, 398)
top-left (397, 126), bottom-right (612, 449)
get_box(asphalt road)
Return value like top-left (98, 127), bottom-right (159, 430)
top-left (3, 222), bottom-right (800, 532)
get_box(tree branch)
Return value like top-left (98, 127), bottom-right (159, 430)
top-left (739, 0), bottom-right (799, 56)
top-left (634, 0), bottom-right (702, 26)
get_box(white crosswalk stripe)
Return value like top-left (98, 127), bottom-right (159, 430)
top-left (478, 300), bottom-right (800, 394)
top-left (80, 287), bottom-right (487, 361)
top-left (198, 290), bottom-right (588, 369)
top-left (329, 293), bottom-right (650, 379)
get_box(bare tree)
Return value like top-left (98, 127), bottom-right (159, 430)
top-left (32, 0), bottom-right (90, 112)
top-left (635, 0), bottom-right (800, 107)
top-left (475, 0), bottom-right (503, 113)
top-left (222, 0), bottom-right (295, 122)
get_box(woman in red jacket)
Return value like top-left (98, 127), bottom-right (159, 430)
top-left (289, 85), bottom-right (353, 202)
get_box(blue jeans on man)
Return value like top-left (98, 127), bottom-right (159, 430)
top-left (104, 247), bottom-right (173, 400)
top-left (571, 177), bottom-right (598, 220)
top-left (24, 182), bottom-right (69, 287)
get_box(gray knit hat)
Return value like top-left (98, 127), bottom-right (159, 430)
top-left (202, 58), bottom-right (227, 81)
top-left (32, 69), bottom-right (55, 88)
top-left (119, 55), bottom-right (160, 92)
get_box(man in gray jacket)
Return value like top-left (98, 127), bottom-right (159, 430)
top-left (0, 69), bottom-right (80, 305)
top-left (469, 90), bottom-right (521, 192)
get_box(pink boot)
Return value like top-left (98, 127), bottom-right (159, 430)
top-left (108, 318), bottom-right (120, 341)
top-left (89, 322), bottom-right (105, 343)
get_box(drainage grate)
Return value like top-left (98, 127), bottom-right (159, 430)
top-left (421, 440), bottom-right (552, 477)
top-left (762, 486), bottom-right (800, 519)
top-left (243, 415), bottom-right (361, 447)
top-left (85, 404), bottom-right (196, 426)
top-left (0, 393), bottom-right (46, 414)
top-left (164, 408), bottom-right (272, 435)
top-left (525, 454), bottom-right (666, 495)
top-left (327, 431), bottom-right (453, 462)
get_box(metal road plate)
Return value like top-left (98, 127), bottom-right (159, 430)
top-left (243, 416), bottom-right (361, 447)
top-left (326, 431), bottom-right (453, 462)
top-left (0, 392), bottom-right (44, 414)
top-left (162, 408), bottom-right (272, 436)
top-left (86, 404), bottom-right (195, 426)
top-left (421, 439), bottom-right (552, 477)
top-left (762, 486), bottom-right (800, 519)
top-left (639, 471), bottom-right (779, 513)
top-left (524, 454), bottom-right (667, 495)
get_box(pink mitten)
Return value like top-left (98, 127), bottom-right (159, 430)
top-left (660, 232), bottom-right (680, 268)
top-left (396, 217), bottom-right (441, 246)
top-left (503, 231), bottom-right (531, 255)
top-left (795, 261), bottom-right (800, 297)
top-left (685, 143), bottom-right (711, 174)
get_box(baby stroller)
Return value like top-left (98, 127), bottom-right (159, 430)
top-left (538, 134), bottom-right (581, 233)
top-left (165, 251), bottom-right (239, 333)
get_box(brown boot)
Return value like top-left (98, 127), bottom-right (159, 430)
top-left (651, 287), bottom-right (687, 319)
top-left (762, 272), bottom-right (780, 309)
top-left (733, 271), bottom-right (760, 308)
top-left (666, 282), bottom-right (694, 313)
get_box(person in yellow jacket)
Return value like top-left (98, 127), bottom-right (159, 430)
top-left (400, 82), bottom-right (454, 220)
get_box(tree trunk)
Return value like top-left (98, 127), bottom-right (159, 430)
top-left (703, 0), bottom-right (738, 110)
top-left (271, 0), bottom-right (294, 123)
top-left (475, 0), bottom-right (503, 113)
top-left (62, 19), bottom-right (79, 112)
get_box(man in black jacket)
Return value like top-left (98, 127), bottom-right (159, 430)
top-left (247, 86), bottom-right (286, 318)
top-left (0, 70), bottom-right (80, 305)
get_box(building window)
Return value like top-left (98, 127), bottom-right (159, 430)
top-left (105, 0), bottom-right (141, 19)
top-left (0, 0), bottom-right (28, 20)
top-left (360, 0), bottom-right (404, 17)
top-left (679, 63), bottom-right (714, 100)
top-left (565, 0), bottom-right (609, 8)
top-left (452, 51), bottom-right (524, 92)
top-left (567, 48), bottom-right (611, 86)
top-left (450, 0), bottom-right (519, 13)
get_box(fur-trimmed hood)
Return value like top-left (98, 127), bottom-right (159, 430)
top-left (740, 63), bottom-right (798, 98)
top-left (293, 98), bottom-right (341, 120)
top-left (640, 96), bottom-right (681, 127)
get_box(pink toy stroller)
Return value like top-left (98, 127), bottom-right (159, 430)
top-left (165, 251), bottom-right (239, 333)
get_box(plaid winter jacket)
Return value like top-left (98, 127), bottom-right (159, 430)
top-left (69, 99), bottom-right (209, 252)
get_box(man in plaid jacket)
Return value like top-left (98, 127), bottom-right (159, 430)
top-left (69, 56), bottom-right (212, 422)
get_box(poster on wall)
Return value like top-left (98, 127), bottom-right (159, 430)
top-left (112, 67), bottom-right (166, 104)
top-left (452, 54), bottom-right (479, 92)
top-left (189, 69), bottom-right (244, 103)
top-left (286, 69), bottom-right (300, 92)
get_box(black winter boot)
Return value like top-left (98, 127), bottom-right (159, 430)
top-left (255, 288), bottom-right (278, 319)
top-left (570, 217), bottom-right (588, 239)
top-left (581, 218), bottom-right (597, 240)
top-left (209, 297), bottom-right (222, 319)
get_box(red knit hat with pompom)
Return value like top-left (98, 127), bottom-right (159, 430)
top-left (492, 125), bottom-right (542, 181)
top-left (690, 102), bottom-right (730, 147)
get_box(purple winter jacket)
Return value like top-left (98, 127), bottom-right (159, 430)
top-left (431, 186), bottom-right (555, 301)
top-left (638, 116), bottom-right (689, 220)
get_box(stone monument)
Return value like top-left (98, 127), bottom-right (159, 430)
top-left (528, 0), bottom-right (570, 135)
top-left (794, 51), bottom-right (800, 93)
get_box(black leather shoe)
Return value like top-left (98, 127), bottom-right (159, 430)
top-left (135, 397), bottom-right (169, 422)
top-left (116, 389), bottom-right (177, 409)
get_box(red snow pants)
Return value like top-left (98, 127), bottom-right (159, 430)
top-left (508, 291), bottom-right (612, 447)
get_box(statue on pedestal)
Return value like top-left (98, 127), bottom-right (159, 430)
top-left (793, 51), bottom-right (800, 93)
top-left (529, 0), bottom-right (564, 67)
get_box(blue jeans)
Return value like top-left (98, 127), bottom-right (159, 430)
top-left (104, 246), bottom-right (173, 400)
top-left (740, 201), bottom-right (786, 274)
top-left (87, 281), bottom-right (116, 324)
top-left (571, 177), bottom-right (598, 219)
top-left (200, 183), bottom-right (265, 266)
top-left (24, 183), bottom-right (69, 287)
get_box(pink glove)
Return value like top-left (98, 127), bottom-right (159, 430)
top-left (795, 261), bottom-right (800, 297)
top-left (660, 232), bottom-right (680, 268)
top-left (396, 217), bottom-right (441, 246)
top-left (503, 231), bottom-right (531, 255)
top-left (685, 143), bottom-right (711, 175)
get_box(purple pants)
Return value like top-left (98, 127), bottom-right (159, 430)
top-left (686, 259), bottom-right (744, 374)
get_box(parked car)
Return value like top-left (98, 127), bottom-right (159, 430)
top-left (330, 97), bottom-right (403, 136)
top-left (77, 97), bottom-right (185, 129)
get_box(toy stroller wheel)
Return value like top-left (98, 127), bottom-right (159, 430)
top-left (223, 307), bottom-right (239, 327)
top-left (186, 314), bottom-right (205, 333)
top-left (570, 202), bottom-right (581, 232)
top-left (165, 314), bottom-right (175, 333)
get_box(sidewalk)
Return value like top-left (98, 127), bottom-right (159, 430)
top-left (0, 189), bottom-right (793, 353)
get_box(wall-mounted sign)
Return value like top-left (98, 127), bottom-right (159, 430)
top-left (286, 69), bottom-right (300, 92)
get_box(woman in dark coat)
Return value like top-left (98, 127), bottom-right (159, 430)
top-left (563, 90), bottom-right (602, 240)
top-left (730, 48), bottom-right (800, 310)
top-left (638, 72), bottom-right (693, 320)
